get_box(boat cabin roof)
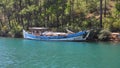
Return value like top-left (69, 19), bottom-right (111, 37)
top-left (29, 27), bottom-right (50, 32)
top-left (29, 27), bottom-right (49, 30)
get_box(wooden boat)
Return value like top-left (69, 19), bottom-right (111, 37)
top-left (23, 27), bottom-right (90, 41)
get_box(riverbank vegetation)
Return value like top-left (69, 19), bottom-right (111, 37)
top-left (0, 0), bottom-right (120, 38)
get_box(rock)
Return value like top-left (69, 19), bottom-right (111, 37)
top-left (110, 32), bottom-right (120, 41)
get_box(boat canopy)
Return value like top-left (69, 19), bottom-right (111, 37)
top-left (29, 27), bottom-right (49, 30)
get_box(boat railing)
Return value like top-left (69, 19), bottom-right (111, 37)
top-left (83, 30), bottom-right (91, 40)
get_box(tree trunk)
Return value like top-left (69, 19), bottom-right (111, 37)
top-left (104, 0), bottom-right (106, 17)
top-left (100, 0), bottom-right (103, 28)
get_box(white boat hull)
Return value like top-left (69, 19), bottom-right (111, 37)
top-left (23, 30), bottom-right (89, 41)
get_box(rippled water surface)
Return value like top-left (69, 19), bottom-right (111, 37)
top-left (0, 37), bottom-right (120, 68)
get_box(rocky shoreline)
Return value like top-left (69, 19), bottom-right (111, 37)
top-left (110, 32), bottom-right (120, 42)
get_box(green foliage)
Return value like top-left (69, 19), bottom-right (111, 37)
top-left (115, 3), bottom-right (120, 12)
top-left (98, 29), bottom-right (111, 41)
top-left (65, 1), bottom-right (71, 15)
top-left (9, 22), bottom-right (23, 37)
top-left (87, 0), bottom-right (99, 13)
top-left (19, 5), bottom-right (38, 15)
top-left (0, 26), bottom-right (9, 36)
top-left (112, 19), bottom-right (120, 30)
top-left (103, 17), bottom-right (113, 30)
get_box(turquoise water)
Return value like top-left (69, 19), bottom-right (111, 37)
top-left (0, 37), bottom-right (120, 68)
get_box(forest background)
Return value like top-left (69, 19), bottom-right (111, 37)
top-left (0, 0), bottom-right (120, 37)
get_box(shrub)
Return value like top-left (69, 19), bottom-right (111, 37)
top-left (98, 29), bottom-right (111, 41)
top-left (116, 3), bottom-right (120, 12)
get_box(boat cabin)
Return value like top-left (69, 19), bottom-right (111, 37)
top-left (29, 27), bottom-right (49, 36)
top-left (28, 27), bottom-right (68, 36)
